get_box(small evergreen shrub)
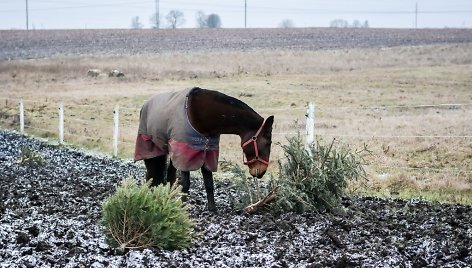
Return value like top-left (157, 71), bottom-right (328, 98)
top-left (17, 146), bottom-right (45, 166)
top-left (101, 179), bottom-right (194, 250)
top-left (274, 135), bottom-right (367, 213)
top-left (227, 134), bottom-right (367, 214)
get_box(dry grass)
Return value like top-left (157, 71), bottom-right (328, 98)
top-left (1, 43), bottom-right (471, 204)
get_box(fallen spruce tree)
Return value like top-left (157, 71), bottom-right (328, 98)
top-left (101, 179), bottom-right (195, 250)
top-left (225, 134), bottom-right (368, 214)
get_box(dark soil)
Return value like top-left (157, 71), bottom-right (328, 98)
top-left (1, 28), bottom-right (472, 60)
top-left (0, 129), bottom-right (471, 267)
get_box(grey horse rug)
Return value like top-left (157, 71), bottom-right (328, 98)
top-left (134, 88), bottom-right (220, 172)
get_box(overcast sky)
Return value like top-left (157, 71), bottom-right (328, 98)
top-left (1, 0), bottom-right (471, 30)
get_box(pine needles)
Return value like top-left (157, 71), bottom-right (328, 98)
top-left (273, 135), bottom-right (367, 213)
top-left (228, 134), bottom-right (367, 214)
top-left (101, 179), bottom-right (195, 251)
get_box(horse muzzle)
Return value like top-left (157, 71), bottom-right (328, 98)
top-left (248, 162), bottom-right (268, 178)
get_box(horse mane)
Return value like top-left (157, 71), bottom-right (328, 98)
top-left (193, 87), bottom-right (259, 116)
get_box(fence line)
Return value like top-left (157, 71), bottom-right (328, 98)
top-left (258, 102), bottom-right (472, 112)
top-left (21, 122), bottom-right (114, 143)
top-left (120, 140), bottom-right (135, 146)
top-left (58, 103), bottom-right (64, 144)
top-left (371, 165), bottom-right (472, 175)
top-left (19, 99), bottom-right (24, 133)
top-left (120, 106), bottom-right (141, 112)
top-left (314, 134), bottom-right (472, 139)
top-left (305, 103), bottom-right (315, 148)
top-left (113, 106), bottom-right (119, 157)
top-left (271, 132), bottom-right (472, 138)
top-left (26, 125), bottom-right (56, 133)
top-left (6, 98), bottom-right (472, 143)
top-left (5, 96), bottom-right (472, 112)
top-left (1, 97), bottom-right (471, 175)
top-left (64, 132), bottom-right (113, 142)
top-left (316, 102), bottom-right (472, 110)
top-left (65, 117), bottom-right (106, 127)
top-left (69, 103), bottom-right (139, 112)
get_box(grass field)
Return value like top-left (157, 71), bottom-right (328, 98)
top-left (1, 42), bottom-right (471, 204)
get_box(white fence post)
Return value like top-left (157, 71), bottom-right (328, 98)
top-left (305, 102), bottom-right (315, 152)
top-left (58, 102), bottom-right (64, 144)
top-left (19, 98), bottom-right (24, 133)
top-left (113, 105), bottom-right (119, 157)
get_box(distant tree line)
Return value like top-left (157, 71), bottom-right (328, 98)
top-left (330, 19), bottom-right (369, 28)
top-left (132, 10), bottom-right (222, 29)
top-left (166, 10), bottom-right (185, 29)
top-left (197, 11), bottom-right (222, 28)
top-left (131, 12), bottom-right (369, 29)
top-left (131, 16), bottom-right (143, 29)
top-left (279, 19), bottom-right (295, 28)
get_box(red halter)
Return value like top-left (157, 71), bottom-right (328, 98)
top-left (242, 119), bottom-right (270, 166)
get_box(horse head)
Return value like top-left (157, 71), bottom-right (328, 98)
top-left (242, 115), bottom-right (274, 178)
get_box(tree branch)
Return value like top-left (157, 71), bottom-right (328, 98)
top-left (243, 187), bottom-right (278, 214)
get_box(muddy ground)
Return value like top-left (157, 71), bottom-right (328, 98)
top-left (0, 129), bottom-right (471, 267)
top-left (1, 28), bottom-right (472, 60)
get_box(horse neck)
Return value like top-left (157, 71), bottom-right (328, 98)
top-left (188, 89), bottom-right (263, 138)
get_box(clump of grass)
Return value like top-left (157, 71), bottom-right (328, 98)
top-left (101, 178), bottom-right (194, 251)
top-left (17, 146), bottom-right (45, 166)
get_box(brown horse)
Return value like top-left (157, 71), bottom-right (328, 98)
top-left (134, 87), bottom-right (274, 212)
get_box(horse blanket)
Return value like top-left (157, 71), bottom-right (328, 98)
top-left (134, 88), bottom-right (220, 171)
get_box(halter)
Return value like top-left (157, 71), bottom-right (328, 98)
top-left (241, 119), bottom-right (270, 166)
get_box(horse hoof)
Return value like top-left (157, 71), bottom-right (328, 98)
top-left (208, 206), bottom-right (217, 213)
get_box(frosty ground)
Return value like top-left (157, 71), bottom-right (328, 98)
top-left (0, 129), bottom-right (471, 267)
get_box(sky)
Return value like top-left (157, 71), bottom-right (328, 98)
top-left (0, 0), bottom-right (471, 30)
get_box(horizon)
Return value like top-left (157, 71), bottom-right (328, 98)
top-left (1, 0), bottom-right (472, 30)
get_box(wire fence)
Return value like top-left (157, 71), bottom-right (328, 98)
top-left (1, 96), bottom-right (471, 176)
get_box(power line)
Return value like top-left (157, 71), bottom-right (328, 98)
top-left (2, 1), bottom-right (472, 15)
top-left (0, 0), bottom-right (154, 13)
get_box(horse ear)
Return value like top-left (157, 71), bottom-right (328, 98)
top-left (265, 115), bottom-right (274, 127)
top-left (263, 115), bottom-right (274, 135)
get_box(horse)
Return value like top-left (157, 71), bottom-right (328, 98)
top-left (134, 87), bottom-right (274, 212)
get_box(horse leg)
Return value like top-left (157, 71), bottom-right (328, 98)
top-left (201, 167), bottom-right (216, 212)
top-left (144, 155), bottom-right (167, 187)
top-left (180, 170), bottom-right (191, 203)
top-left (166, 159), bottom-right (177, 185)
